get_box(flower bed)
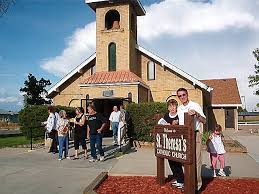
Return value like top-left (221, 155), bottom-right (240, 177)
top-left (96, 176), bottom-right (259, 194)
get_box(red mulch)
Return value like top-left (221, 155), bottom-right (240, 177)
top-left (96, 176), bottom-right (259, 194)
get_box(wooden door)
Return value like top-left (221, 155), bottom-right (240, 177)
top-left (225, 109), bottom-right (234, 128)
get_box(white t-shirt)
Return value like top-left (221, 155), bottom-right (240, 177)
top-left (208, 134), bottom-right (226, 154)
top-left (177, 101), bottom-right (205, 133)
top-left (109, 111), bottom-right (121, 123)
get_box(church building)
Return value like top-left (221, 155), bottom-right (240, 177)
top-left (47, 0), bottom-right (242, 130)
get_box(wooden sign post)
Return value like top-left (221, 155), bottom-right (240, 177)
top-left (153, 113), bottom-right (196, 194)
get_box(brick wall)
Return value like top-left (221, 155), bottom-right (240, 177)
top-left (137, 51), bottom-right (203, 106)
top-left (95, 3), bottom-right (137, 73)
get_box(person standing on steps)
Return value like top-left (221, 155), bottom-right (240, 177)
top-left (109, 106), bottom-right (121, 145)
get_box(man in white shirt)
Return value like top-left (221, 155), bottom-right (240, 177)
top-left (177, 88), bottom-right (206, 191)
top-left (109, 106), bottom-right (121, 145)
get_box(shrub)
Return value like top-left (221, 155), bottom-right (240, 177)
top-left (19, 105), bottom-right (76, 139)
top-left (126, 102), bottom-right (167, 142)
top-left (202, 130), bottom-right (211, 145)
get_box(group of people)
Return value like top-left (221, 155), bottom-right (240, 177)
top-left (160, 87), bottom-right (226, 191)
top-left (44, 87), bottom-right (226, 192)
top-left (44, 104), bottom-right (128, 162)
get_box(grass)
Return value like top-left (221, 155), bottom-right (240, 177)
top-left (0, 136), bottom-right (43, 148)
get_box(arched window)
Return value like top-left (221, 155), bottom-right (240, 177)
top-left (147, 61), bottom-right (155, 80)
top-left (108, 43), bottom-right (116, 71)
top-left (105, 10), bottom-right (120, 30)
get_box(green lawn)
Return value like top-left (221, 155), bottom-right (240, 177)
top-left (0, 136), bottom-right (42, 148)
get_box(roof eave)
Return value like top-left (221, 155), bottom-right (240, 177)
top-left (79, 81), bottom-right (150, 89)
top-left (211, 104), bottom-right (242, 108)
top-left (47, 53), bottom-right (96, 97)
top-left (136, 45), bottom-right (213, 92)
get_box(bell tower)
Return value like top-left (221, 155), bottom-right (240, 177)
top-left (86, 0), bottom-right (145, 74)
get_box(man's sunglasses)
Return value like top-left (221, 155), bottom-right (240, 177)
top-left (177, 93), bottom-right (187, 98)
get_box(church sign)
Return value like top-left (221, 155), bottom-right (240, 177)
top-left (153, 113), bottom-right (196, 194)
top-left (154, 125), bottom-right (192, 164)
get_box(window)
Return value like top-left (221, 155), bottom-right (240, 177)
top-left (147, 61), bottom-right (155, 80)
top-left (90, 65), bottom-right (96, 75)
top-left (105, 10), bottom-right (120, 30)
top-left (108, 43), bottom-right (116, 71)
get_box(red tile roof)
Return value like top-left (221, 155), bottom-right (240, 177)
top-left (201, 78), bottom-right (242, 105)
top-left (82, 71), bottom-right (148, 87)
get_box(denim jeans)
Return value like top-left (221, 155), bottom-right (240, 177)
top-left (111, 122), bottom-right (119, 142)
top-left (90, 133), bottom-right (104, 159)
top-left (58, 135), bottom-right (69, 159)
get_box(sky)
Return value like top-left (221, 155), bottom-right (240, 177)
top-left (0, 0), bottom-right (259, 111)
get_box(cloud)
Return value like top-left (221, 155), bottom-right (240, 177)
top-left (138, 0), bottom-right (259, 40)
top-left (41, 22), bottom-right (96, 76)
top-left (0, 96), bottom-right (19, 103)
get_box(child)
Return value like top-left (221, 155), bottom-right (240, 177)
top-left (207, 124), bottom-right (226, 177)
top-left (161, 99), bottom-right (183, 189)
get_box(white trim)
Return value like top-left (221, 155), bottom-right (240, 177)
top-left (136, 45), bottom-right (213, 92)
top-left (47, 53), bottom-right (96, 96)
top-left (211, 104), bottom-right (242, 107)
top-left (79, 81), bottom-right (149, 89)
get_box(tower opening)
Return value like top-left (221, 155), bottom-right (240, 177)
top-left (105, 10), bottom-right (120, 30)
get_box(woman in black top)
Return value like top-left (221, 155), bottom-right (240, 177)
top-left (73, 107), bottom-right (87, 160)
top-left (87, 104), bottom-right (107, 162)
top-left (164, 99), bottom-right (184, 189)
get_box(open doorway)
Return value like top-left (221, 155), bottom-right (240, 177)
top-left (93, 98), bottom-right (124, 137)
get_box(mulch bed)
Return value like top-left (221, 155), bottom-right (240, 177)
top-left (96, 176), bottom-right (259, 194)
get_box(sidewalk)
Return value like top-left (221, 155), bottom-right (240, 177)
top-left (224, 129), bottom-right (259, 164)
top-left (110, 147), bottom-right (259, 178)
top-left (0, 138), bottom-right (118, 194)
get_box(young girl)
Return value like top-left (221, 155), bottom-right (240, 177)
top-left (207, 124), bottom-right (226, 177)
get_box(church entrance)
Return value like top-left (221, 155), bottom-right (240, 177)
top-left (92, 98), bottom-right (128, 137)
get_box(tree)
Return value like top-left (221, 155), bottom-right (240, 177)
top-left (20, 73), bottom-right (52, 105)
top-left (0, 0), bottom-right (15, 17)
top-left (248, 48), bottom-right (259, 107)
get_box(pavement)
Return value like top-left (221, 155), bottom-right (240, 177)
top-left (109, 147), bottom-right (259, 178)
top-left (1, 132), bottom-right (259, 194)
top-left (0, 138), bottom-right (119, 194)
top-left (224, 129), bottom-right (259, 164)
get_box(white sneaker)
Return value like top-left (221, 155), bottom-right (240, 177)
top-left (171, 180), bottom-right (178, 187)
top-left (218, 170), bottom-right (226, 177)
top-left (89, 158), bottom-right (97, 163)
top-left (58, 158), bottom-right (62, 161)
top-left (213, 171), bottom-right (217, 177)
top-left (175, 183), bottom-right (184, 189)
top-left (66, 156), bottom-right (70, 160)
top-left (99, 156), bottom-right (105, 162)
